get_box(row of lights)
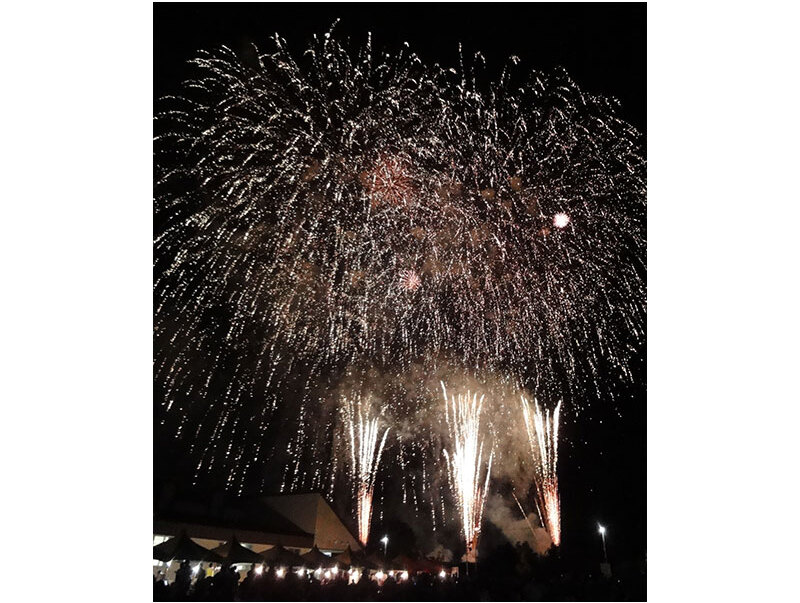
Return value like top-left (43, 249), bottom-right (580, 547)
top-left (374, 570), bottom-right (410, 581)
top-left (168, 532), bottom-right (454, 583)
top-left (189, 564), bottom-right (444, 582)
top-left (173, 523), bottom-right (601, 583)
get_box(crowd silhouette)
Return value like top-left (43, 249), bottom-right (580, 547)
top-left (154, 543), bottom-right (645, 601)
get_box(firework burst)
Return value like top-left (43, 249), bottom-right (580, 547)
top-left (521, 396), bottom-right (562, 547)
top-left (441, 382), bottom-right (494, 561)
top-left (341, 395), bottom-right (389, 545)
top-left (153, 24), bottom-right (645, 514)
top-left (361, 154), bottom-right (417, 209)
top-left (398, 269), bottom-right (422, 292)
top-left (552, 212), bottom-right (571, 229)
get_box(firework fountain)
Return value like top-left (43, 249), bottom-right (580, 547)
top-left (521, 396), bottom-right (562, 547)
top-left (341, 396), bottom-right (389, 545)
top-left (441, 382), bottom-right (494, 562)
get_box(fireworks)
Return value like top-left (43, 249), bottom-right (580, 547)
top-left (341, 396), bottom-right (389, 545)
top-left (153, 23), bottom-right (645, 536)
top-left (521, 396), bottom-right (562, 547)
top-left (361, 154), bottom-right (417, 209)
top-left (552, 212), bottom-right (571, 228)
top-left (441, 382), bottom-right (494, 561)
top-left (398, 269), bottom-right (422, 292)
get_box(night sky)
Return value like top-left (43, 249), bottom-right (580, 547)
top-left (154, 2), bottom-right (646, 570)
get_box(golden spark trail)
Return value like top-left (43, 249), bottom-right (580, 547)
top-left (442, 382), bottom-right (494, 562)
top-left (342, 397), bottom-right (389, 546)
top-left (521, 396), bottom-right (561, 547)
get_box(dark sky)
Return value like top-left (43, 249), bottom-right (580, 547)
top-left (155, 3), bottom-right (645, 132)
top-left (154, 2), bottom-right (646, 567)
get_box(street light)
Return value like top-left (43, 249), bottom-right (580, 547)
top-left (381, 535), bottom-right (389, 559)
top-left (598, 524), bottom-right (608, 563)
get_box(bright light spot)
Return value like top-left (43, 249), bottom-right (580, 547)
top-left (255, 565), bottom-right (263, 575)
top-left (381, 535), bottom-right (389, 545)
top-left (324, 570), bottom-right (331, 579)
top-left (400, 571), bottom-right (409, 581)
top-left (439, 570), bottom-right (447, 578)
top-left (297, 568), bottom-right (305, 577)
top-left (192, 565), bottom-right (200, 575)
top-left (315, 567), bottom-right (322, 575)
top-left (375, 570), bottom-right (385, 581)
top-left (553, 212), bottom-right (570, 228)
top-left (276, 567), bottom-right (285, 578)
top-left (598, 524), bottom-right (606, 534)
top-left (331, 566), bottom-right (338, 575)
top-left (388, 570), bottom-right (394, 577)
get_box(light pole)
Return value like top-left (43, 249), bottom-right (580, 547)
top-left (598, 524), bottom-right (608, 564)
top-left (381, 535), bottom-right (389, 560)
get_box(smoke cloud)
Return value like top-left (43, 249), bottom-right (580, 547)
top-left (483, 492), bottom-right (552, 555)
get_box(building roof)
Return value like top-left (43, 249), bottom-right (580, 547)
top-left (154, 489), bottom-right (361, 552)
top-left (155, 491), bottom-right (313, 548)
top-left (157, 494), bottom-right (310, 537)
top-left (261, 493), bottom-right (362, 552)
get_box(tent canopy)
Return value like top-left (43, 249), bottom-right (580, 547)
top-left (260, 544), bottom-right (305, 568)
top-left (301, 545), bottom-right (334, 567)
top-left (334, 545), bottom-right (356, 565)
top-left (212, 535), bottom-right (264, 565)
top-left (335, 545), bottom-right (378, 570)
top-left (153, 531), bottom-right (223, 563)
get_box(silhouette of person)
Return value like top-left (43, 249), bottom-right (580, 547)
top-left (175, 560), bottom-right (192, 598)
